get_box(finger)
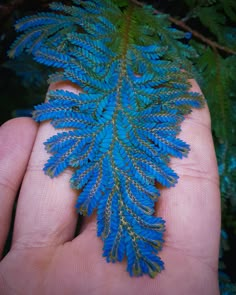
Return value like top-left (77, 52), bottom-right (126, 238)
top-left (12, 82), bottom-right (80, 249)
top-left (0, 118), bottom-right (38, 257)
top-left (157, 80), bottom-right (220, 267)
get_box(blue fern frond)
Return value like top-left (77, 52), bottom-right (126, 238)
top-left (9, 0), bottom-right (204, 277)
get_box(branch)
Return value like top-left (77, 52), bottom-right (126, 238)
top-left (131, 0), bottom-right (236, 55)
top-left (168, 16), bottom-right (236, 55)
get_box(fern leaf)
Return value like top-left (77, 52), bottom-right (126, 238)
top-left (195, 6), bottom-right (226, 40)
top-left (220, 0), bottom-right (236, 21)
top-left (196, 47), bottom-right (235, 143)
top-left (9, 0), bottom-right (204, 277)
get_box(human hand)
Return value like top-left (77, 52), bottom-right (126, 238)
top-left (0, 80), bottom-right (220, 295)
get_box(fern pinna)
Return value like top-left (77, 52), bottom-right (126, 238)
top-left (9, 0), bottom-right (204, 277)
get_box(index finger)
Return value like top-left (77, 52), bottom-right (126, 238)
top-left (12, 82), bottom-right (80, 249)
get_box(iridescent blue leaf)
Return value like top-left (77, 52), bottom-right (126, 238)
top-left (9, 0), bottom-right (204, 278)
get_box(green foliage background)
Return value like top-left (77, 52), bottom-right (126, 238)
top-left (0, 0), bottom-right (235, 292)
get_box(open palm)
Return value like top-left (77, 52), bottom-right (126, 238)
top-left (0, 80), bottom-right (220, 295)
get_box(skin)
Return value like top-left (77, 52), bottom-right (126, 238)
top-left (0, 80), bottom-right (220, 295)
